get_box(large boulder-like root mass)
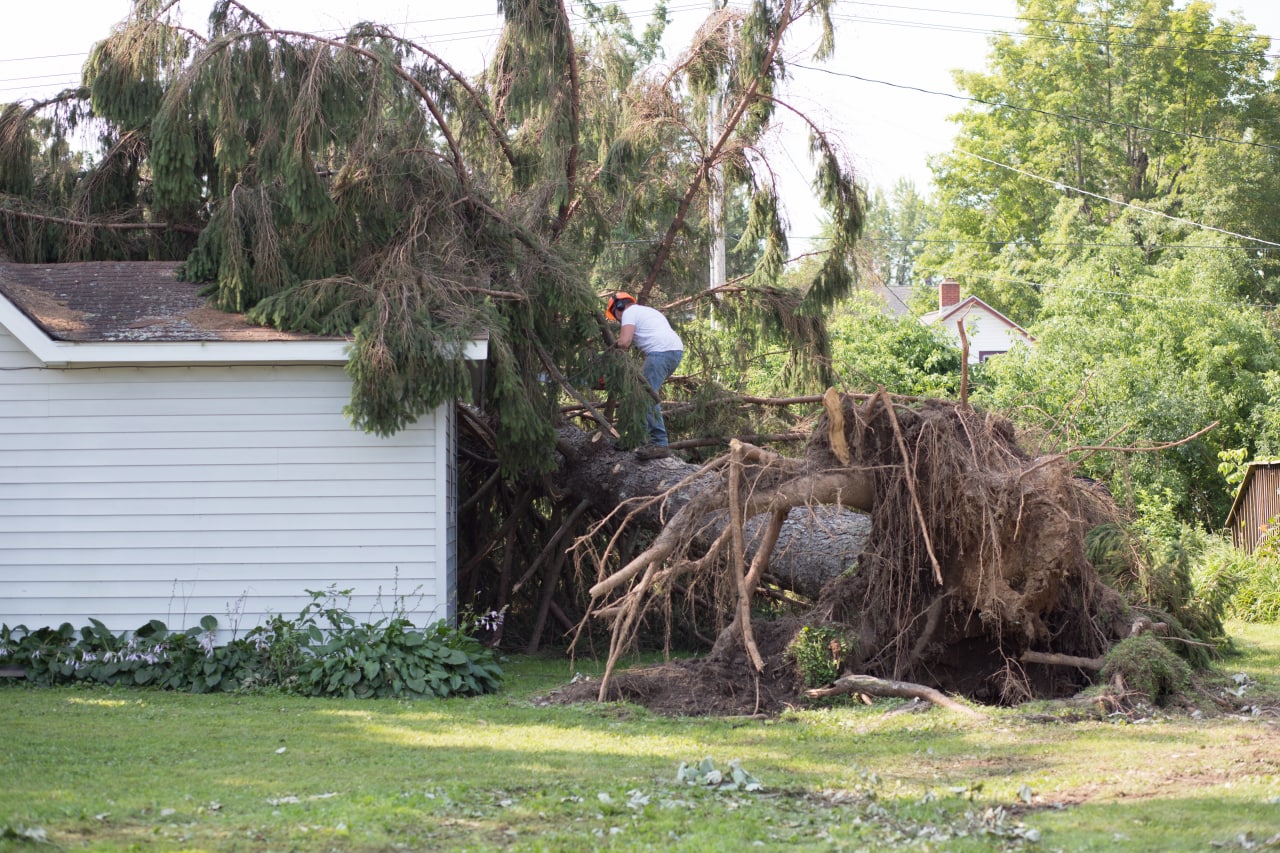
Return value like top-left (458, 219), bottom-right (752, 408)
top-left (570, 391), bottom-right (1132, 711)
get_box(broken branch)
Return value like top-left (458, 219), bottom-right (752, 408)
top-left (805, 674), bottom-right (982, 717)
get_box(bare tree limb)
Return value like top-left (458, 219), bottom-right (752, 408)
top-left (805, 674), bottom-right (982, 717)
top-left (823, 387), bottom-right (851, 464)
top-left (1020, 651), bottom-right (1105, 670)
top-left (0, 204), bottom-right (201, 235)
top-left (728, 440), bottom-right (765, 671)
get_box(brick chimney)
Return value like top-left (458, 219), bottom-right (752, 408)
top-left (939, 277), bottom-right (961, 309)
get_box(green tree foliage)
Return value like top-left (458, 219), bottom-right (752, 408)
top-left (0, 0), bottom-right (865, 473)
top-left (977, 218), bottom-right (1280, 524)
top-left (827, 290), bottom-right (960, 397)
top-left (911, 0), bottom-right (1280, 531)
top-left (921, 0), bottom-right (1276, 324)
top-left (861, 178), bottom-right (936, 289)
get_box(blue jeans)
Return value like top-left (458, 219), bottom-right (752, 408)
top-left (641, 349), bottom-right (683, 446)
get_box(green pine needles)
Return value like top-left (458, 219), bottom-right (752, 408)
top-left (0, 0), bottom-right (866, 470)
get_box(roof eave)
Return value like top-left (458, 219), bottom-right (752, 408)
top-left (1224, 460), bottom-right (1280, 528)
top-left (1, 295), bottom-right (489, 366)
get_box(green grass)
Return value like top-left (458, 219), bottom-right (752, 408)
top-left (2, 628), bottom-right (1279, 852)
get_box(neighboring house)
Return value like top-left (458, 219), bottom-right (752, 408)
top-left (869, 282), bottom-right (915, 319)
top-left (0, 260), bottom-right (486, 641)
top-left (1225, 461), bottom-right (1280, 553)
top-left (919, 278), bottom-right (1034, 362)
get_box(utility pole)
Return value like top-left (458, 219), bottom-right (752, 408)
top-left (708, 2), bottom-right (728, 291)
top-left (708, 92), bottom-right (726, 291)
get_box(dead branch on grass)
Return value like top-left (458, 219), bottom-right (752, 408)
top-left (805, 674), bottom-right (982, 717)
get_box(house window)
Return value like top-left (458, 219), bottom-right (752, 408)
top-left (977, 350), bottom-right (1005, 362)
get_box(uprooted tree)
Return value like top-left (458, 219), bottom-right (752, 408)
top-left (560, 390), bottom-right (1216, 713)
top-left (1, 0), bottom-right (869, 642)
top-left (0, 1), bottom-right (1228, 708)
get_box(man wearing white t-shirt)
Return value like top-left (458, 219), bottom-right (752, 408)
top-left (606, 291), bottom-right (684, 460)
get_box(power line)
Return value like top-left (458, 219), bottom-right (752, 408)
top-left (0, 52), bottom-right (87, 65)
top-left (954, 144), bottom-right (1280, 248)
top-left (0, 1), bottom-right (1274, 91)
top-left (833, 6), bottom-right (1280, 61)
top-left (793, 64), bottom-right (1280, 154)
top-left (845, 1), bottom-right (1277, 48)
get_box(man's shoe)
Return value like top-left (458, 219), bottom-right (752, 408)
top-left (635, 444), bottom-right (671, 460)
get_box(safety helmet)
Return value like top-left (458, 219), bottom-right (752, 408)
top-left (605, 291), bottom-right (635, 322)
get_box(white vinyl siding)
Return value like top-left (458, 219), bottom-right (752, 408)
top-left (951, 307), bottom-right (1025, 363)
top-left (0, 325), bottom-right (449, 640)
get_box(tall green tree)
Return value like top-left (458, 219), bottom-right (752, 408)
top-left (862, 178), bottom-right (936, 289)
top-left (920, 0), bottom-right (1276, 324)
top-left (977, 214), bottom-right (1280, 525)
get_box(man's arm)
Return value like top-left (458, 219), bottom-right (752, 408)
top-left (615, 323), bottom-right (635, 349)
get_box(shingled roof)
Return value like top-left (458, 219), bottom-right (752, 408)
top-left (0, 261), bottom-right (340, 343)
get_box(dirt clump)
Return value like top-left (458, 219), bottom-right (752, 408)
top-left (551, 618), bottom-right (807, 716)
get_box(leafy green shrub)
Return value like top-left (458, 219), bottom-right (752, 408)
top-left (0, 591), bottom-right (502, 699)
top-left (291, 593), bottom-right (502, 699)
top-left (787, 624), bottom-right (852, 688)
top-left (1228, 527), bottom-right (1280, 623)
top-left (1085, 502), bottom-right (1235, 667)
top-left (1101, 634), bottom-right (1192, 704)
top-left (1, 619), bottom-right (187, 688)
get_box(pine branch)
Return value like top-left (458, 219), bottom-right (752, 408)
top-left (637, 0), bottom-right (798, 302)
top-left (15, 88), bottom-right (89, 116)
top-left (146, 0), bottom-right (206, 44)
top-left (199, 28), bottom-right (472, 196)
top-left (347, 30), bottom-right (520, 173)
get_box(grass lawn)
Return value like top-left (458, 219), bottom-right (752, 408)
top-left (2, 623), bottom-right (1278, 852)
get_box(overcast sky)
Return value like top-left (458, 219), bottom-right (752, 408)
top-left (2, 1), bottom-right (1279, 244)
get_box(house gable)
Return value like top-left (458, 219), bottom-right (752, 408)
top-left (920, 293), bottom-right (1034, 363)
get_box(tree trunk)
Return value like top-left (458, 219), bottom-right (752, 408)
top-left (554, 426), bottom-right (871, 600)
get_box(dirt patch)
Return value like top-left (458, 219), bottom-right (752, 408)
top-left (551, 618), bottom-right (809, 716)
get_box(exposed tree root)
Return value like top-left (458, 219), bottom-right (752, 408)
top-left (575, 390), bottom-right (1140, 708)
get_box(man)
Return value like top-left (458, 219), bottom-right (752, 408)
top-left (606, 291), bottom-right (683, 460)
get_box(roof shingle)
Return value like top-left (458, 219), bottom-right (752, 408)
top-left (0, 261), bottom-right (341, 343)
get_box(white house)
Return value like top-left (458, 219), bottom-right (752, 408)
top-left (0, 260), bottom-right (486, 641)
top-left (919, 278), bottom-right (1034, 363)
